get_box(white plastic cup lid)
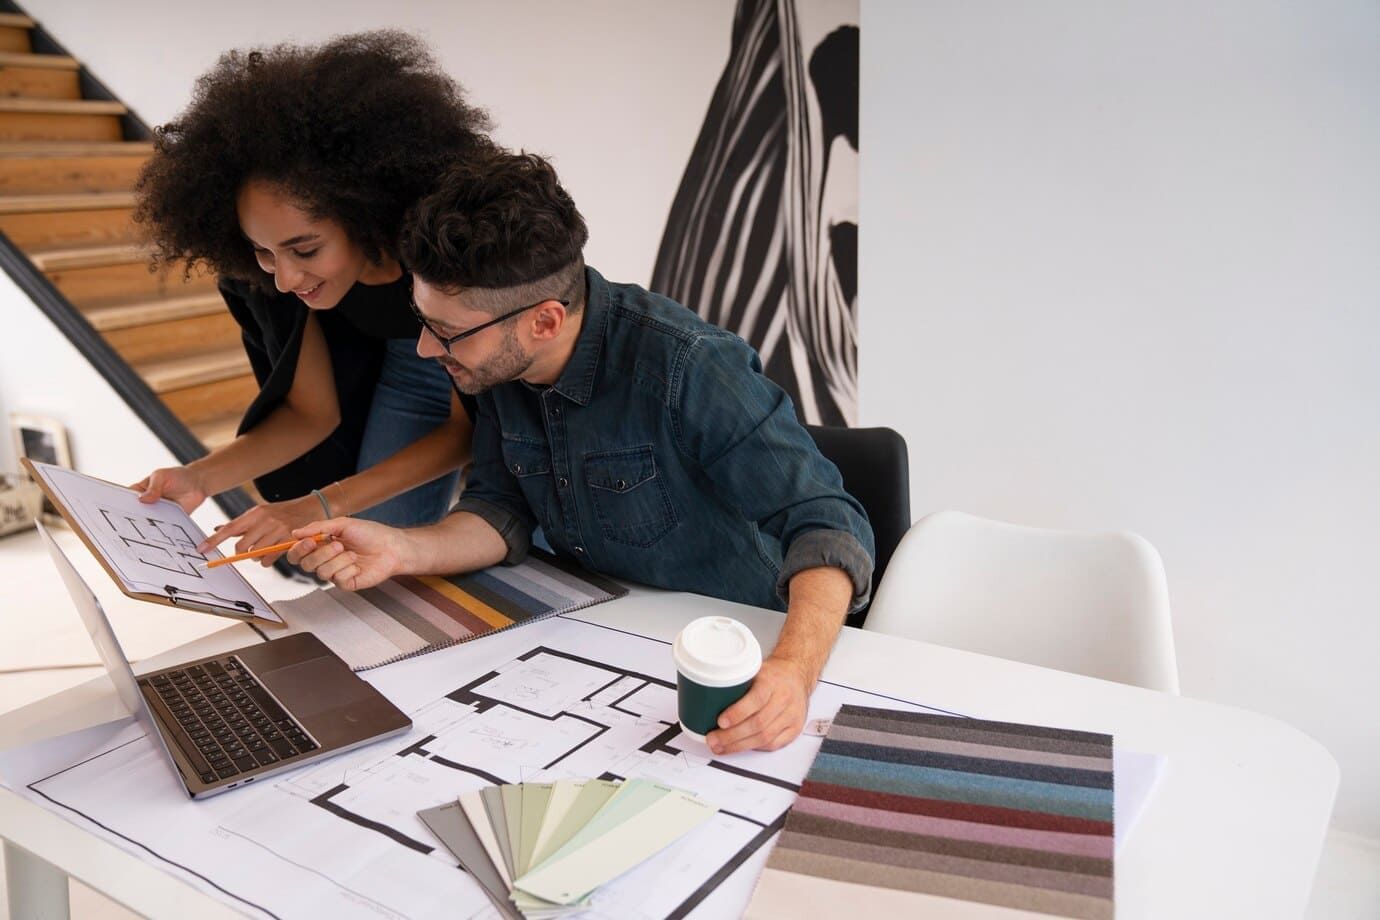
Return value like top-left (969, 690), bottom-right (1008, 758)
top-left (673, 616), bottom-right (762, 687)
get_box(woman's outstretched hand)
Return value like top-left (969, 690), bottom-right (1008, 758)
top-left (197, 494), bottom-right (330, 564)
top-left (131, 466), bottom-right (208, 514)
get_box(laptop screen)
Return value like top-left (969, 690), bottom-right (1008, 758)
top-left (35, 521), bottom-right (158, 736)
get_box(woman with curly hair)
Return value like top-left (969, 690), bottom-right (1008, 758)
top-left (131, 31), bottom-right (495, 563)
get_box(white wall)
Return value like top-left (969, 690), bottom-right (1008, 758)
top-left (860, 0), bottom-right (1380, 837)
top-left (11, 0), bottom-right (1378, 840)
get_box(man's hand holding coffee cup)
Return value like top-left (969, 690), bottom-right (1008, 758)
top-left (706, 656), bottom-right (810, 755)
top-left (702, 566), bottom-right (855, 754)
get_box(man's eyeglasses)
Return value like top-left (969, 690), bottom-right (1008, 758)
top-left (410, 298), bottom-right (570, 357)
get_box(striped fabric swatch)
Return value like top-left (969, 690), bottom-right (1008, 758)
top-left (274, 550), bottom-right (626, 671)
top-left (747, 705), bottom-right (1114, 920)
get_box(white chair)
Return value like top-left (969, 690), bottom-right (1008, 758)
top-left (865, 511), bottom-right (1180, 693)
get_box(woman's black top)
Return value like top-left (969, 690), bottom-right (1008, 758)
top-left (219, 275), bottom-right (475, 503)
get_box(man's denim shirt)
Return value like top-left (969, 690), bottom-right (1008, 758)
top-left (454, 267), bottom-right (875, 613)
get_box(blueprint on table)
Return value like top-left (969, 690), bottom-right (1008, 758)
top-left (0, 616), bottom-right (948, 919)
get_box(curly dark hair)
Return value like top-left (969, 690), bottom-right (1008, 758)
top-left (135, 30), bottom-right (495, 289)
top-left (400, 151), bottom-right (589, 311)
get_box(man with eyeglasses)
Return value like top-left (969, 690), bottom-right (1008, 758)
top-left (289, 152), bottom-right (874, 755)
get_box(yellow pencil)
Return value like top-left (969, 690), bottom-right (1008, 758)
top-left (198, 534), bottom-right (328, 569)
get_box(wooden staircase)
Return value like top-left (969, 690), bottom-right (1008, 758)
top-left (0, 10), bottom-right (253, 459)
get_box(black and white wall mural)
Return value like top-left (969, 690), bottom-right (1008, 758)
top-left (653, 0), bottom-right (859, 426)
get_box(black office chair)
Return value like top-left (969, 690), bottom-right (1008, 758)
top-left (804, 425), bottom-right (911, 629)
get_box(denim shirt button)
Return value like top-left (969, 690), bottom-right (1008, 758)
top-left (615, 479), bottom-right (627, 491)
top-left (550, 406), bottom-right (561, 417)
top-left (513, 464), bottom-right (523, 474)
top-left (558, 477), bottom-right (569, 488)
top-left (574, 545), bottom-right (585, 554)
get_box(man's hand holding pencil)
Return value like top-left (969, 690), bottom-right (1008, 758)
top-left (285, 518), bottom-right (408, 591)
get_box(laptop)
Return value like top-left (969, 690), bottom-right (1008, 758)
top-left (37, 521), bottom-right (412, 799)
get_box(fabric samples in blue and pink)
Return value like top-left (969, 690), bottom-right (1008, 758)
top-left (747, 705), bottom-right (1115, 919)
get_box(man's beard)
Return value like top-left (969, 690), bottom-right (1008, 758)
top-left (439, 325), bottom-right (534, 394)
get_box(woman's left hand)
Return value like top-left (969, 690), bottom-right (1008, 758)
top-left (198, 494), bottom-right (327, 564)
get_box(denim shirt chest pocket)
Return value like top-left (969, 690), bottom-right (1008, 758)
top-left (583, 445), bottom-right (677, 547)
top-left (500, 435), bottom-right (556, 532)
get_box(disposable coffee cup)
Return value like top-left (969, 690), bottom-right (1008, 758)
top-left (673, 616), bottom-right (762, 742)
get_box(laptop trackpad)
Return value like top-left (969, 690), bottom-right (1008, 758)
top-left (258, 657), bottom-right (374, 721)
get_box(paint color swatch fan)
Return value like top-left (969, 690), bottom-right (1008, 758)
top-left (419, 778), bottom-right (718, 918)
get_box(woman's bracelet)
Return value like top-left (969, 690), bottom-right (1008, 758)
top-left (310, 487), bottom-right (333, 519)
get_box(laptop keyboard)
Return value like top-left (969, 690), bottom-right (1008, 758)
top-left (143, 657), bottom-right (319, 785)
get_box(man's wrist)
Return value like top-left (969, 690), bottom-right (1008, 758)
top-left (765, 650), bottom-right (817, 690)
top-left (392, 529), bottom-right (424, 577)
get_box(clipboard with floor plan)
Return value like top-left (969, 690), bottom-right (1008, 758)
top-left (21, 458), bottom-right (282, 626)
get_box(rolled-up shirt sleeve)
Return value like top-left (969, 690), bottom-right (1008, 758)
top-left (450, 397), bottom-right (533, 565)
top-left (672, 333), bottom-right (875, 612)
top-left (777, 529), bottom-right (875, 612)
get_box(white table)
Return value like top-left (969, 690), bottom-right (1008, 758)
top-left (0, 584), bottom-right (1338, 919)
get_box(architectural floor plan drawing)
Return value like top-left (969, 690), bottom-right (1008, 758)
top-left (264, 646), bottom-right (807, 917)
top-left (98, 508), bottom-right (206, 577)
top-left (8, 616), bottom-right (945, 920)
